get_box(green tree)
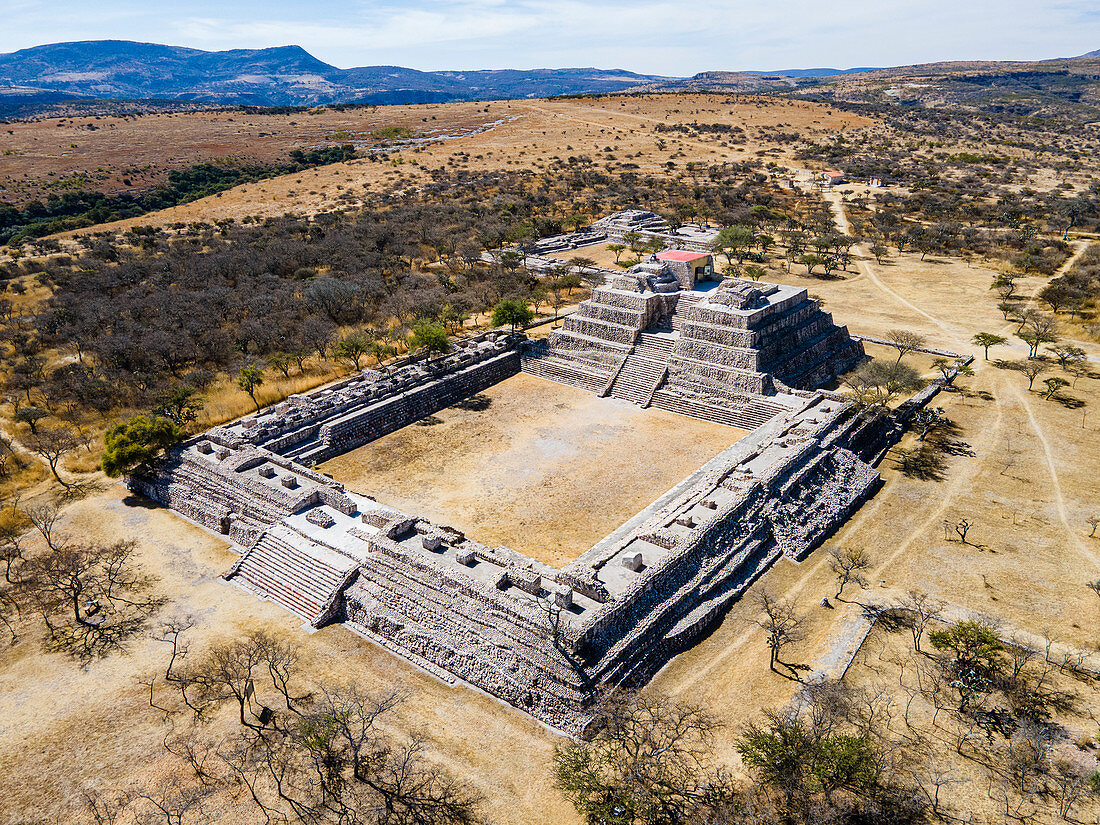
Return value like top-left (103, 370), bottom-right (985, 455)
top-left (928, 620), bottom-right (1004, 711)
top-left (799, 253), bottom-right (824, 275)
top-left (711, 224), bottom-right (754, 266)
top-left (237, 366), bottom-right (264, 411)
top-left (971, 332), bottom-right (1007, 360)
top-left (1043, 376), bottom-right (1069, 400)
top-left (152, 386), bottom-right (204, 427)
top-left (607, 243), bottom-right (627, 263)
top-left (553, 692), bottom-right (732, 825)
top-left (743, 264), bottom-right (767, 282)
top-left (334, 333), bottom-right (372, 370)
top-left (491, 299), bottom-right (535, 333)
top-left (101, 415), bottom-right (181, 477)
top-left (737, 712), bottom-right (878, 799)
top-left (844, 360), bottom-right (925, 412)
top-left (265, 350), bottom-right (294, 378)
top-left (409, 323), bottom-right (450, 356)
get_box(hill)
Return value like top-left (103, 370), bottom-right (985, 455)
top-left (0, 40), bottom-right (675, 110)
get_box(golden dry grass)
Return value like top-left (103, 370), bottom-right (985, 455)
top-left (319, 371), bottom-right (743, 567)
top-left (41, 95), bottom-right (869, 235)
top-left (0, 97), bottom-right (1098, 825)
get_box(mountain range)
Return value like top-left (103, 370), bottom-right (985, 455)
top-left (0, 40), bottom-right (881, 111)
top-left (1, 40), bottom-right (1098, 117)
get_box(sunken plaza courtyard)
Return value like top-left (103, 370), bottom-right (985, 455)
top-left (129, 237), bottom-right (943, 735)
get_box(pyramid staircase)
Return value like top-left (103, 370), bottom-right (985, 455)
top-left (649, 389), bottom-right (789, 430)
top-left (669, 293), bottom-right (702, 331)
top-left (228, 525), bottom-right (359, 626)
top-left (608, 333), bottom-right (674, 406)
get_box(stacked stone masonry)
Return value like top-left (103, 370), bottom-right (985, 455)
top-left (132, 273), bottom-right (930, 737)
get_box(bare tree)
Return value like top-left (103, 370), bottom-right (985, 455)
top-left (755, 589), bottom-right (805, 677)
top-left (29, 424), bottom-right (80, 489)
top-left (900, 590), bottom-right (944, 652)
top-left (22, 536), bottom-right (162, 659)
top-left (886, 329), bottom-right (927, 365)
top-left (954, 517), bottom-right (973, 545)
top-left (1017, 359), bottom-right (1045, 391)
top-left (828, 547), bottom-right (871, 600)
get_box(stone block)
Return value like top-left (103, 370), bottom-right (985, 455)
top-left (280, 475), bottom-right (299, 489)
top-left (456, 548), bottom-right (476, 566)
top-left (675, 515), bottom-right (695, 528)
top-left (305, 508), bottom-right (336, 528)
top-left (422, 535), bottom-right (442, 551)
top-left (701, 499), bottom-right (717, 510)
top-left (257, 466), bottom-right (275, 479)
top-left (511, 568), bottom-right (542, 595)
top-left (553, 585), bottom-right (573, 609)
top-left (622, 552), bottom-right (644, 572)
top-left (196, 441), bottom-right (213, 454)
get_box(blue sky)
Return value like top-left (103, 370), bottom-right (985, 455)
top-left (4, 0), bottom-right (1099, 75)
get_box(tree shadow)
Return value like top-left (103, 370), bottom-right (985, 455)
top-left (1052, 394), bottom-right (1086, 409)
top-left (414, 415), bottom-right (443, 427)
top-left (122, 494), bottom-right (163, 510)
top-left (452, 393), bottom-right (492, 412)
top-left (891, 445), bottom-right (947, 481)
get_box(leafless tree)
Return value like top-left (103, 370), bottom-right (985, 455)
top-left (28, 424), bottom-right (81, 490)
top-left (911, 763), bottom-right (967, 819)
top-left (899, 590), bottom-right (944, 653)
top-left (827, 547), bottom-right (871, 600)
top-left (954, 517), bottom-right (973, 545)
top-left (754, 589), bottom-right (805, 677)
top-left (21, 535), bottom-right (162, 660)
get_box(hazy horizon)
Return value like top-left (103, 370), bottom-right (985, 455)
top-left (4, 0), bottom-right (1099, 76)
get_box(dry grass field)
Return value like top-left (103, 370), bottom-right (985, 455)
top-left (0, 104), bottom-right (492, 206)
top-left (17, 94), bottom-right (868, 233)
top-left (318, 372), bottom-right (742, 567)
top-left (0, 92), bottom-right (1098, 824)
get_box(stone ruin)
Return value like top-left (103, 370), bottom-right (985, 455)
top-left (130, 272), bottom-right (930, 736)
top-left (522, 262), bottom-right (865, 429)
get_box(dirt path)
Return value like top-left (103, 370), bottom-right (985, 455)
top-left (813, 587), bottom-right (1100, 683)
top-left (1010, 382), bottom-right (1097, 569)
top-left (824, 189), bottom-right (962, 342)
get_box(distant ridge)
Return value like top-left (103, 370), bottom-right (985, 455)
top-left (742, 67), bottom-right (878, 78)
top-left (2, 40), bottom-right (1099, 116)
top-left (0, 40), bottom-right (677, 109)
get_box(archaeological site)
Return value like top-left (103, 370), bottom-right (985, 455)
top-left (131, 229), bottom-right (943, 735)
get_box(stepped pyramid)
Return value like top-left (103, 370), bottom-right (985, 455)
top-left (522, 258), bottom-right (864, 428)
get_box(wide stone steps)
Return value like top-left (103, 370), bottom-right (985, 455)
top-left (669, 293), bottom-right (702, 331)
top-left (521, 353), bottom-right (610, 394)
top-left (231, 532), bottom-right (354, 624)
top-left (650, 389), bottom-right (786, 430)
top-left (609, 353), bottom-right (667, 405)
top-left (634, 332), bottom-right (676, 357)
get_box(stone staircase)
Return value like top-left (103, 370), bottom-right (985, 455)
top-left (650, 388), bottom-right (789, 430)
top-left (669, 293), bottom-right (702, 331)
top-left (608, 333), bottom-right (674, 406)
top-left (521, 351), bottom-right (613, 394)
top-left (229, 527), bottom-right (358, 625)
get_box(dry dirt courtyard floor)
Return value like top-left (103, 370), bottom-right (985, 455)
top-left (317, 372), bottom-right (745, 568)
